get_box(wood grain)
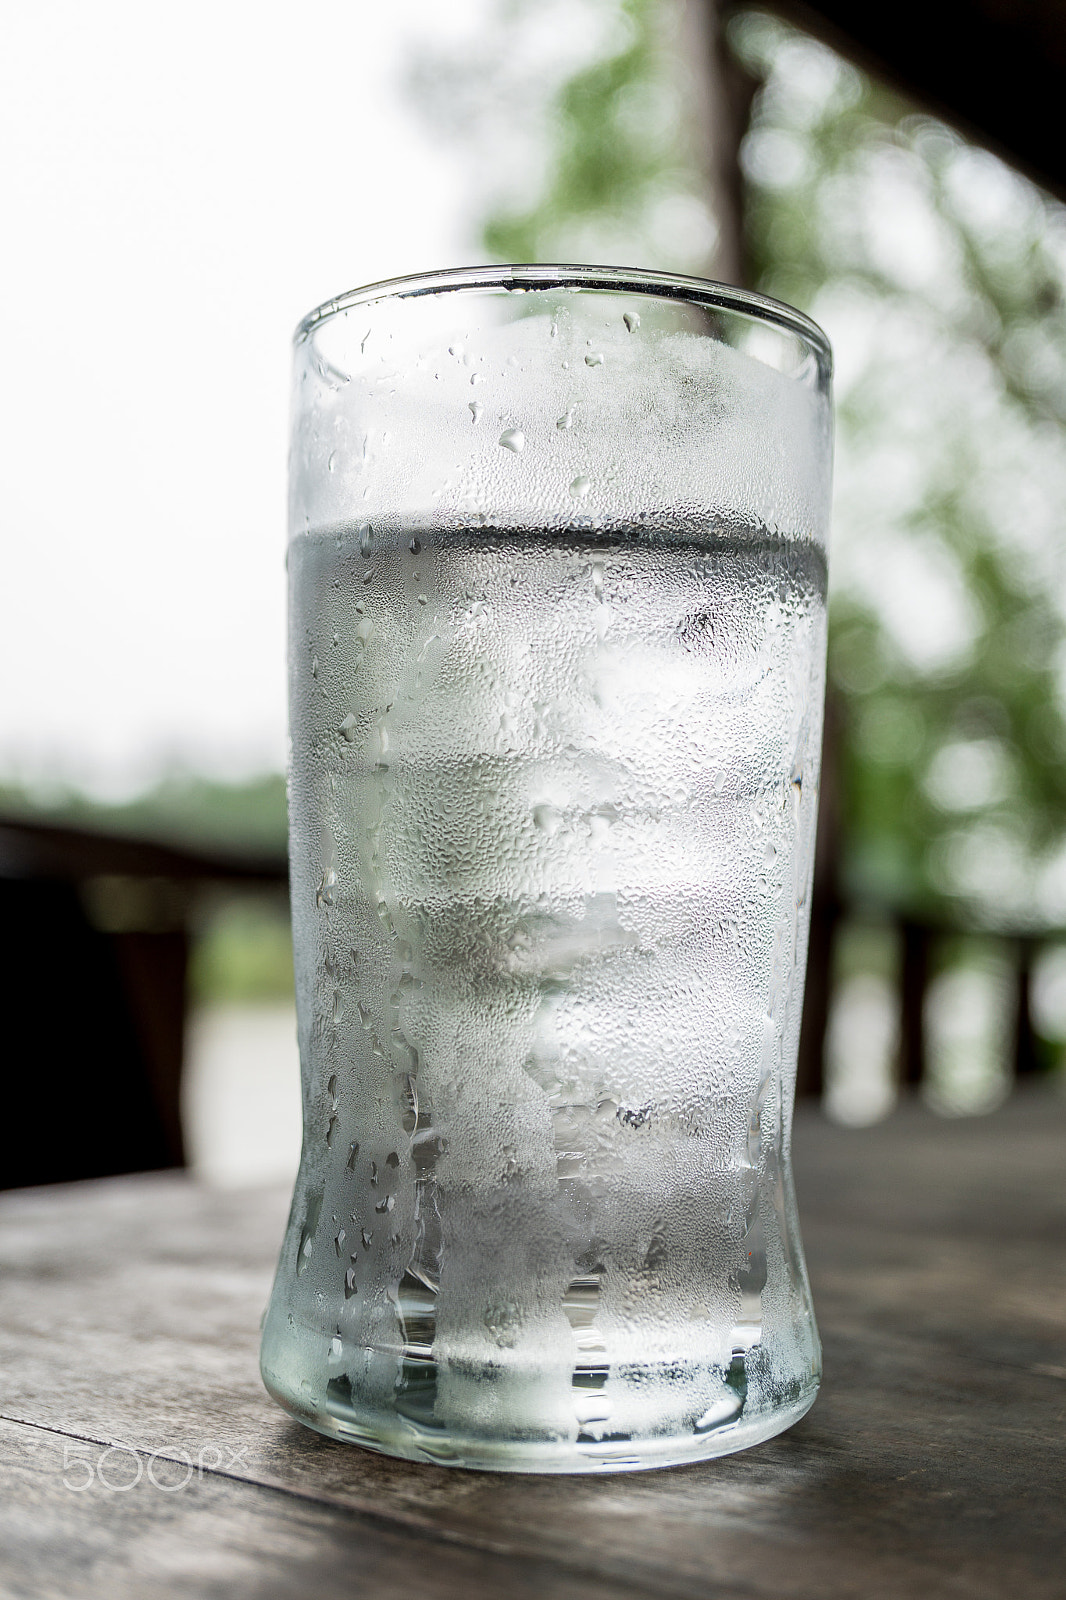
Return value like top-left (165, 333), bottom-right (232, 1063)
top-left (1, 1090), bottom-right (1063, 1598)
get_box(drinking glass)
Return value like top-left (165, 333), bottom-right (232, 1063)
top-left (260, 266), bottom-right (832, 1472)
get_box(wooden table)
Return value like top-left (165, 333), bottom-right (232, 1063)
top-left (2, 1089), bottom-right (1063, 1599)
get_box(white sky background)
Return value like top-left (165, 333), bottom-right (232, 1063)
top-left (0, 0), bottom-right (495, 798)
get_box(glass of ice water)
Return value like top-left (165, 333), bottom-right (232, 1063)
top-left (261, 266), bottom-right (833, 1472)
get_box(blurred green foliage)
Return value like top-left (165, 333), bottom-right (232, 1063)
top-left (411, 0), bottom-right (716, 274)
top-left (189, 892), bottom-right (294, 1005)
top-left (0, 772), bottom-right (288, 862)
top-left (483, 0), bottom-right (710, 269)
top-left (467, 1), bottom-right (1066, 934)
top-left (0, 773), bottom-right (292, 1004)
top-left (728, 12), bottom-right (1066, 931)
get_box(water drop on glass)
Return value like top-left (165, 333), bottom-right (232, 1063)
top-left (316, 868), bottom-right (337, 908)
top-left (585, 352), bottom-right (604, 367)
top-left (569, 475), bottom-right (591, 499)
top-left (532, 803), bottom-right (562, 836)
top-left (498, 428), bottom-right (525, 453)
top-left (557, 407), bottom-right (575, 430)
top-left (469, 401), bottom-right (483, 424)
top-left (339, 713), bottom-right (358, 742)
top-left (297, 1231), bottom-right (314, 1275)
top-left (623, 311), bottom-right (640, 333)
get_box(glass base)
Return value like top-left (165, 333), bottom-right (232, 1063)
top-left (262, 1367), bottom-right (819, 1474)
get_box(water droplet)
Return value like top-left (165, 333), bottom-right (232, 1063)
top-left (448, 342), bottom-right (463, 357)
top-left (359, 524), bottom-right (374, 558)
top-left (695, 1390), bottom-right (744, 1433)
top-left (375, 1193), bottom-right (396, 1214)
top-left (470, 371), bottom-right (482, 386)
top-left (346, 1141), bottom-right (359, 1172)
top-left (311, 655), bottom-right (319, 679)
top-left (334, 1228), bottom-right (346, 1256)
top-left (316, 868), bottom-right (337, 909)
top-left (344, 1267), bottom-right (358, 1298)
top-left (401, 1074), bottom-right (419, 1135)
top-left (469, 401), bottom-right (483, 424)
top-left (498, 428), bottom-right (525, 453)
top-left (297, 1232), bottom-right (314, 1275)
top-left (409, 537), bottom-right (421, 555)
top-left (328, 1073), bottom-right (339, 1108)
top-left (339, 713), bottom-right (358, 742)
top-left (532, 803), bottom-right (562, 837)
top-left (329, 1335), bottom-right (343, 1362)
top-left (569, 475), bottom-right (591, 500)
top-left (623, 311), bottom-right (640, 333)
top-left (557, 406), bottom-right (575, 429)
top-left (327, 450), bottom-right (337, 472)
top-left (385, 1151), bottom-right (400, 1169)
top-left (585, 352), bottom-right (604, 367)
top-left (361, 1228), bottom-right (373, 1248)
top-left (370, 1161), bottom-right (379, 1186)
top-left (326, 1115), bottom-right (338, 1147)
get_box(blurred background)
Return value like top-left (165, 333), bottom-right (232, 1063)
top-left (2, 0), bottom-right (1065, 1188)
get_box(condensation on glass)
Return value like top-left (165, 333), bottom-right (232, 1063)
top-left (261, 265), bottom-right (833, 1472)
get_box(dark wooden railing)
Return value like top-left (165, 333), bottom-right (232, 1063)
top-left (2, 804), bottom-right (1052, 1189)
top-left (0, 816), bottom-right (286, 1190)
top-left (796, 893), bottom-right (1054, 1098)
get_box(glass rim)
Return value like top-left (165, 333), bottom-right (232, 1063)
top-left (294, 263), bottom-right (832, 382)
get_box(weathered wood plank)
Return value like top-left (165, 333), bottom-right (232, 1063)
top-left (1, 1091), bottom-right (1063, 1598)
top-left (0, 1417), bottom-right (646, 1600)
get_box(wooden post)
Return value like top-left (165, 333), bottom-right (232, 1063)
top-left (1013, 937), bottom-right (1041, 1077)
top-left (680, 0), bottom-right (758, 285)
top-left (899, 919), bottom-right (929, 1089)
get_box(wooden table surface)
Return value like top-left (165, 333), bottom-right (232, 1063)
top-left (2, 1088), bottom-right (1064, 1599)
